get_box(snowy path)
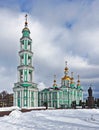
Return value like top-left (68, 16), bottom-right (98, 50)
top-left (0, 109), bottom-right (99, 130)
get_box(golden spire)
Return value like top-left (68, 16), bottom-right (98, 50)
top-left (61, 61), bottom-right (71, 81)
top-left (71, 72), bottom-right (74, 84)
top-left (25, 14), bottom-right (28, 27)
top-left (53, 75), bottom-right (57, 87)
top-left (77, 75), bottom-right (80, 86)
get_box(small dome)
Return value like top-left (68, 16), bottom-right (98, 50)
top-left (77, 79), bottom-right (80, 83)
top-left (53, 83), bottom-right (57, 87)
top-left (53, 79), bottom-right (57, 87)
top-left (54, 80), bottom-right (56, 82)
top-left (64, 67), bottom-right (68, 71)
top-left (70, 77), bottom-right (74, 84)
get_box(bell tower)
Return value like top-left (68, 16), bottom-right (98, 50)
top-left (18, 14), bottom-right (33, 84)
top-left (13, 15), bottom-right (38, 108)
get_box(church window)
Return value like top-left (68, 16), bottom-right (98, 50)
top-left (21, 41), bottom-right (24, 50)
top-left (28, 56), bottom-right (31, 65)
top-left (27, 41), bottom-right (31, 50)
top-left (20, 71), bottom-right (23, 82)
top-left (31, 92), bottom-right (34, 98)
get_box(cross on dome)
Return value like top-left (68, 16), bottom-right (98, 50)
top-left (25, 14), bottom-right (28, 27)
top-left (64, 61), bottom-right (69, 76)
top-left (53, 74), bottom-right (57, 87)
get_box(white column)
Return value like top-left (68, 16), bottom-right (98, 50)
top-left (21, 89), bottom-right (23, 107)
top-left (30, 90), bottom-right (31, 107)
top-left (57, 92), bottom-right (59, 108)
top-left (28, 89), bottom-right (29, 107)
top-left (51, 92), bottom-right (52, 107)
top-left (36, 91), bottom-right (38, 107)
top-left (29, 90), bottom-right (30, 107)
top-left (28, 90), bottom-right (29, 108)
top-left (20, 90), bottom-right (21, 107)
top-left (17, 71), bottom-right (19, 82)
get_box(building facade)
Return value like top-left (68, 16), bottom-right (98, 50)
top-left (38, 62), bottom-right (83, 108)
top-left (13, 15), bottom-right (38, 108)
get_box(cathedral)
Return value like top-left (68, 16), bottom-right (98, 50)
top-left (38, 62), bottom-right (83, 108)
top-left (13, 15), bottom-right (83, 108)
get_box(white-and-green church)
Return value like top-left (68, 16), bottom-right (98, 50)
top-left (13, 15), bottom-right (83, 109)
top-left (38, 62), bottom-right (83, 108)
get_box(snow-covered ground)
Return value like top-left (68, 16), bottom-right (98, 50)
top-left (0, 109), bottom-right (99, 130)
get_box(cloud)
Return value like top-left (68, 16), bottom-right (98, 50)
top-left (38, 82), bottom-right (46, 91)
top-left (0, 0), bottom-right (99, 98)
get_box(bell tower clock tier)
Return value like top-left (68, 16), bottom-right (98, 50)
top-left (13, 15), bottom-right (38, 108)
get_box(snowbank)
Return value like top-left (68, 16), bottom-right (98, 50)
top-left (9, 109), bottom-right (22, 118)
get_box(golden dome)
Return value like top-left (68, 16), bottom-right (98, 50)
top-left (62, 75), bottom-right (71, 80)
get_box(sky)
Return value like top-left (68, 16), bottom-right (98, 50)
top-left (0, 0), bottom-right (99, 99)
